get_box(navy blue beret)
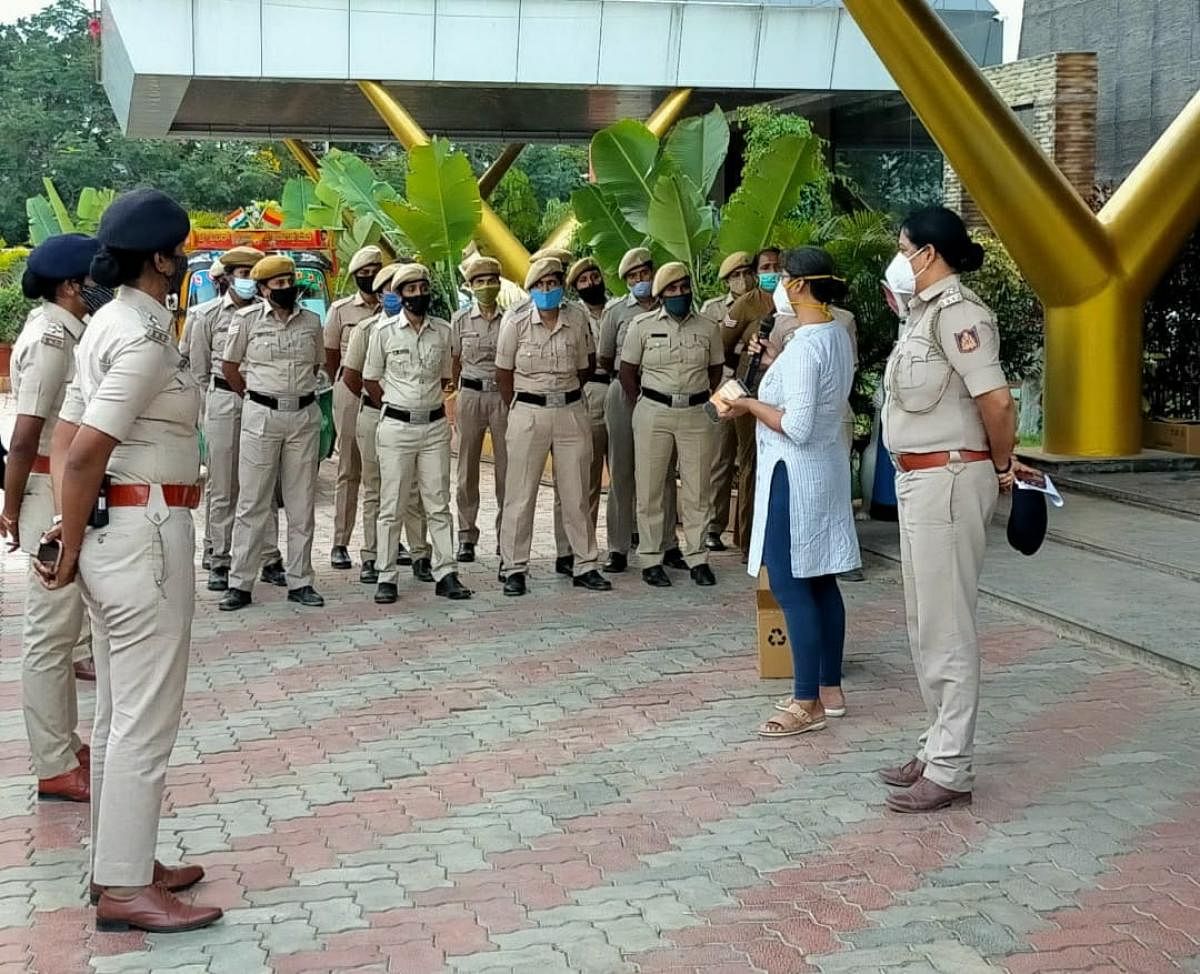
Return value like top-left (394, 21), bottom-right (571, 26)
top-left (1007, 487), bottom-right (1047, 556)
top-left (96, 188), bottom-right (190, 252)
top-left (26, 233), bottom-right (99, 282)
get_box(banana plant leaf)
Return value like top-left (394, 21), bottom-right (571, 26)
top-left (75, 187), bottom-right (115, 233)
top-left (318, 149), bottom-right (403, 238)
top-left (716, 134), bottom-right (823, 258)
top-left (42, 178), bottom-right (76, 235)
top-left (571, 184), bottom-right (646, 295)
top-left (304, 179), bottom-right (343, 230)
top-left (26, 196), bottom-right (59, 246)
top-left (646, 172), bottom-right (715, 280)
top-left (282, 177), bottom-right (319, 229)
top-left (385, 139), bottom-right (481, 266)
top-left (590, 119), bottom-right (661, 234)
top-left (662, 105), bottom-right (729, 199)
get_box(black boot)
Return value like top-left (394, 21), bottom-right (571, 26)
top-left (456, 541), bottom-right (476, 563)
top-left (287, 586), bottom-right (325, 607)
top-left (663, 547), bottom-right (688, 571)
top-left (219, 588), bottom-right (252, 612)
top-left (704, 532), bottom-right (726, 552)
top-left (555, 555), bottom-right (575, 576)
top-left (330, 546), bottom-right (352, 570)
top-left (412, 558), bottom-right (434, 583)
top-left (503, 573), bottom-right (527, 597)
top-left (374, 582), bottom-right (398, 604)
top-left (642, 565), bottom-right (672, 587)
top-left (396, 543), bottom-right (412, 566)
top-left (603, 551), bottom-right (627, 574)
top-left (690, 564), bottom-right (716, 587)
top-left (572, 570), bottom-right (612, 591)
top-left (359, 560), bottom-right (378, 584)
top-left (260, 561), bottom-right (287, 587)
top-left (206, 567), bottom-right (229, 592)
top-left (436, 572), bottom-right (473, 600)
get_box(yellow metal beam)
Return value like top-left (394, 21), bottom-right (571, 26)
top-left (539, 88), bottom-right (695, 254)
top-left (479, 143), bottom-right (526, 200)
top-left (842, 0), bottom-right (1200, 457)
top-left (283, 138), bottom-right (321, 182)
top-left (357, 81), bottom-right (531, 282)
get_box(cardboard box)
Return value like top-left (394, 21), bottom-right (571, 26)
top-left (755, 569), bottom-right (792, 679)
top-left (1143, 420), bottom-right (1200, 456)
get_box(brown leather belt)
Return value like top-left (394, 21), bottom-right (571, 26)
top-left (108, 484), bottom-right (204, 509)
top-left (894, 449), bottom-right (991, 472)
top-left (31, 455), bottom-right (52, 474)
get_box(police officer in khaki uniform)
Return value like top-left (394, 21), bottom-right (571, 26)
top-left (876, 207), bottom-right (1021, 814)
top-left (597, 247), bottom-right (681, 574)
top-left (37, 188), bottom-right (220, 932)
top-left (621, 263), bottom-right (724, 588)
top-left (185, 246), bottom-right (285, 593)
top-left (219, 255), bottom-right (326, 610)
top-left (1, 234), bottom-right (106, 803)
top-left (364, 263), bottom-right (471, 604)
top-left (450, 255), bottom-right (507, 563)
top-left (699, 251), bottom-right (756, 551)
top-left (496, 257), bottom-right (612, 597)
top-left (181, 258), bottom-right (222, 571)
top-left (324, 245), bottom-right (383, 570)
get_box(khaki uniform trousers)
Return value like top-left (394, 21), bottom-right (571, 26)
top-left (376, 415), bottom-right (454, 585)
top-left (708, 417), bottom-right (738, 537)
top-left (229, 399), bottom-right (319, 592)
top-left (553, 378), bottom-right (608, 556)
top-left (332, 380), bottom-right (362, 548)
top-left (455, 388), bottom-right (508, 546)
top-left (77, 505), bottom-right (193, 886)
top-left (733, 411), bottom-right (757, 551)
top-left (357, 403), bottom-right (428, 563)
top-left (204, 386), bottom-right (281, 569)
top-left (633, 399), bottom-right (715, 567)
top-left (501, 401), bottom-right (597, 576)
top-left (896, 460), bottom-right (998, 792)
top-left (604, 381), bottom-right (678, 555)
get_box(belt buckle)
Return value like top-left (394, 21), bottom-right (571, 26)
top-left (545, 391), bottom-right (567, 407)
top-left (482, 377), bottom-right (497, 392)
top-left (671, 392), bottom-right (689, 408)
top-left (408, 408), bottom-right (431, 424)
top-left (276, 395), bottom-right (299, 412)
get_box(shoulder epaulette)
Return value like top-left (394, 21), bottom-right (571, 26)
top-left (40, 319), bottom-right (65, 349)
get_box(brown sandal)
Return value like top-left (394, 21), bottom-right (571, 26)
top-left (758, 702), bottom-right (827, 738)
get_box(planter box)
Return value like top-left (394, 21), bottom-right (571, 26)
top-left (756, 569), bottom-right (792, 679)
top-left (1144, 420), bottom-right (1200, 456)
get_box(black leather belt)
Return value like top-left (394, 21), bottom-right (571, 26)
top-left (642, 387), bottom-right (709, 408)
top-left (460, 376), bottom-right (498, 392)
top-left (515, 389), bottom-right (582, 407)
top-left (247, 390), bottom-right (316, 411)
top-left (382, 404), bottom-right (446, 424)
top-left (586, 372), bottom-right (611, 385)
top-left (361, 396), bottom-right (380, 411)
top-left (212, 376), bottom-right (233, 392)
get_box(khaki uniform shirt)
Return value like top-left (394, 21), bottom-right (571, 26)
top-left (179, 294), bottom-right (219, 360)
top-left (60, 286), bottom-right (201, 485)
top-left (597, 294), bottom-right (656, 369)
top-left (699, 292), bottom-right (736, 377)
top-left (363, 312), bottom-right (452, 409)
top-left (223, 303), bottom-right (324, 396)
top-left (450, 302), bottom-right (504, 383)
top-left (342, 311), bottom-right (383, 376)
top-left (496, 302), bottom-right (592, 394)
top-left (323, 292), bottom-right (378, 362)
top-left (883, 275), bottom-right (1006, 454)
top-left (185, 292), bottom-right (253, 387)
top-left (11, 303), bottom-right (86, 455)
top-left (621, 307), bottom-right (723, 395)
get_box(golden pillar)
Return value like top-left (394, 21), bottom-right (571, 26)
top-left (479, 143), bottom-right (527, 200)
top-left (282, 138), bottom-right (322, 182)
top-left (357, 81), bottom-right (531, 283)
top-left (539, 88), bottom-right (695, 254)
top-left (843, 0), bottom-right (1200, 457)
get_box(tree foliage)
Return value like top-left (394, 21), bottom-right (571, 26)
top-left (490, 168), bottom-right (542, 250)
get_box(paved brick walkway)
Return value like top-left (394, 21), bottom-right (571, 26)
top-left (2, 459), bottom-right (1199, 973)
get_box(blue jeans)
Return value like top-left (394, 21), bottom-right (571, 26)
top-left (763, 462), bottom-right (845, 700)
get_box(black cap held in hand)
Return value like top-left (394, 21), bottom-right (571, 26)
top-left (96, 188), bottom-right (190, 253)
top-left (1007, 487), bottom-right (1047, 556)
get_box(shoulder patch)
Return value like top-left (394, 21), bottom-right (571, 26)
top-left (954, 326), bottom-right (981, 354)
top-left (937, 289), bottom-right (963, 310)
top-left (142, 312), bottom-right (172, 345)
top-left (40, 321), bottom-right (65, 348)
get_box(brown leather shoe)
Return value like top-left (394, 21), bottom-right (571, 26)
top-left (885, 776), bottom-right (971, 814)
top-left (878, 757), bottom-right (925, 788)
top-left (74, 658), bottom-right (97, 681)
top-left (95, 884), bottom-right (222, 933)
top-left (76, 744), bottom-right (91, 770)
top-left (38, 764), bottom-right (90, 802)
top-left (90, 861), bottom-right (205, 905)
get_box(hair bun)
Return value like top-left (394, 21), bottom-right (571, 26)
top-left (89, 247), bottom-right (123, 288)
top-left (959, 241), bottom-right (985, 273)
top-left (20, 266), bottom-right (42, 300)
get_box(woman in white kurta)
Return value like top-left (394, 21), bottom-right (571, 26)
top-left (721, 247), bottom-right (860, 737)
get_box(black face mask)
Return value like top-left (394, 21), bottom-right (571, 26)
top-left (269, 285), bottom-right (299, 311)
top-left (663, 293), bottom-right (692, 318)
top-left (402, 293), bottom-right (431, 317)
top-left (578, 283), bottom-right (606, 307)
top-left (354, 273), bottom-right (375, 294)
top-left (80, 283), bottom-right (115, 317)
top-left (161, 254), bottom-right (188, 296)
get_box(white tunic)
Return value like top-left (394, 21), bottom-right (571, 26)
top-left (747, 320), bottom-right (861, 579)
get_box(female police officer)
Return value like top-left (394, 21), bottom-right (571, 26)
top-left (37, 189), bottom-right (222, 932)
top-left (877, 206), bottom-right (1026, 814)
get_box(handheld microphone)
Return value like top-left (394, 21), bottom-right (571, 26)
top-left (705, 314), bottom-right (775, 422)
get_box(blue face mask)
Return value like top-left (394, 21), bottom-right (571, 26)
top-left (531, 287), bottom-right (564, 311)
top-left (381, 292), bottom-right (403, 316)
top-left (231, 277), bottom-right (257, 300)
top-left (758, 272), bottom-right (780, 293)
top-left (630, 280), bottom-right (652, 300)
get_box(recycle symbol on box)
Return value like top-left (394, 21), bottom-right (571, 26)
top-left (767, 628), bottom-right (787, 647)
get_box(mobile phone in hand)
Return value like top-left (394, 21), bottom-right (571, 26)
top-left (36, 539), bottom-right (61, 569)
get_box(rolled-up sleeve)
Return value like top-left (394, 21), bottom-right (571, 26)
top-left (223, 315), bottom-right (250, 365)
top-left (81, 337), bottom-right (172, 442)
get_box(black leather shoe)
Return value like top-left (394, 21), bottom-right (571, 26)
top-left (218, 588), bottom-right (252, 612)
top-left (456, 541), bottom-right (476, 563)
top-left (690, 564), bottom-right (716, 586)
top-left (287, 586), bottom-right (325, 607)
top-left (330, 546), bottom-right (352, 569)
top-left (436, 572), bottom-right (473, 600)
top-left (631, 532), bottom-right (640, 549)
top-left (664, 548), bottom-right (688, 570)
top-left (206, 567), bottom-right (228, 592)
top-left (555, 555), bottom-right (575, 576)
top-left (374, 582), bottom-right (398, 604)
top-left (704, 532), bottom-right (727, 552)
top-left (412, 558), bottom-right (434, 583)
top-left (503, 573), bottom-right (527, 597)
top-left (573, 570), bottom-right (612, 592)
top-left (603, 551), bottom-right (627, 574)
top-left (396, 544), bottom-right (412, 566)
top-left (642, 565), bottom-right (672, 587)
top-left (359, 560), bottom-right (378, 584)
top-left (260, 561), bottom-right (287, 587)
